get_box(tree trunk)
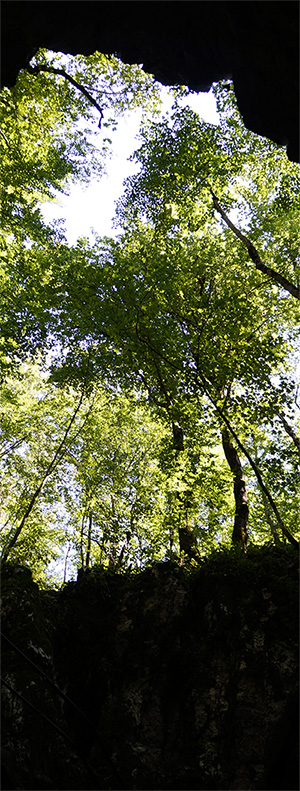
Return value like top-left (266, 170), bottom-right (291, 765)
top-left (85, 511), bottom-right (92, 568)
top-left (221, 427), bottom-right (249, 549)
top-left (80, 513), bottom-right (86, 569)
top-left (178, 521), bottom-right (199, 560)
top-left (260, 491), bottom-right (281, 544)
top-left (197, 368), bottom-right (299, 549)
top-left (63, 543), bottom-right (71, 583)
top-left (172, 420), bottom-right (184, 452)
top-left (172, 421), bottom-right (199, 560)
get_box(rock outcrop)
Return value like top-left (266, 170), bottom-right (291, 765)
top-left (1, 1), bottom-right (299, 161)
top-left (1, 547), bottom-right (299, 790)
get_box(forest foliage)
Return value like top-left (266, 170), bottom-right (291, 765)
top-left (1, 49), bottom-right (299, 586)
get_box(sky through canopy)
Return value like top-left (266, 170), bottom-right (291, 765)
top-left (40, 87), bottom-right (219, 244)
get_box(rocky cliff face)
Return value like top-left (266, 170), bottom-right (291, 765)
top-left (1, 1), bottom-right (299, 162)
top-left (1, 547), bottom-right (299, 790)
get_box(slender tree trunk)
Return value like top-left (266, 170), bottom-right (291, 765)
top-left (116, 530), bottom-right (132, 569)
top-left (221, 427), bottom-right (249, 549)
top-left (108, 546), bottom-right (117, 568)
top-left (197, 370), bottom-right (299, 549)
top-left (260, 491), bottom-right (281, 544)
top-left (80, 513), bottom-right (86, 569)
top-left (108, 495), bottom-right (118, 568)
top-left (172, 420), bottom-right (184, 452)
top-left (178, 520), bottom-right (199, 559)
top-left (278, 414), bottom-right (300, 454)
top-left (169, 525), bottom-right (174, 554)
top-left (64, 543), bottom-right (71, 583)
top-left (85, 511), bottom-right (92, 568)
top-left (1, 389), bottom-right (87, 563)
top-left (172, 421), bottom-right (199, 560)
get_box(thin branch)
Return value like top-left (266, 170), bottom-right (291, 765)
top-left (0, 128), bottom-right (11, 147)
top-left (0, 435), bottom-right (28, 460)
top-left (26, 64), bottom-right (104, 128)
top-left (209, 188), bottom-right (300, 300)
top-left (135, 307), bottom-right (182, 373)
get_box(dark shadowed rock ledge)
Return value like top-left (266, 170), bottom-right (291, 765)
top-left (1, 1), bottom-right (299, 162)
top-left (1, 546), bottom-right (299, 790)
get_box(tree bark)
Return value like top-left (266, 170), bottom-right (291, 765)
top-left (178, 519), bottom-right (199, 560)
top-left (260, 491), bottom-right (281, 544)
top-left (221, 427), bottom-right (249, 548)
top-left (172, 420), bottom-right (184, 452)
top-left (172, 421), bottom-right (199, 560)
top-left (63, 542), bottom-right (71, 583)
top-left (80, 512), bottom-right (85, 570)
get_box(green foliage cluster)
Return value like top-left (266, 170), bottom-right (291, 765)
top-left (0, 53), bottom-right (299, 586)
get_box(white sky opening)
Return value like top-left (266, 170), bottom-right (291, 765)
top-left (40, 85), bottom-right (219, 245)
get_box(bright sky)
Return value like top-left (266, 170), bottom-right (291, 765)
top-left (40, 87), bottom-right (219, 245)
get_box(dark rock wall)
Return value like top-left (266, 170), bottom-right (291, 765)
top-left (1, 549), bottom-right (299, 790)
top-left (1, 1), bottom-right (299, 161)
top-left (1, 566), bottom-right (92, 790)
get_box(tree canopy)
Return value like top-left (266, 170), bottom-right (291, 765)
top-left (1, 52), bottom-right (299, 586)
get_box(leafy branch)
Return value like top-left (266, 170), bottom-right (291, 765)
top-left (26, 63), bottom-right (104, 128)
top-left (0, 435), bottom-right (28, 460)
top-left (210, 188), bottom-right (300, 300)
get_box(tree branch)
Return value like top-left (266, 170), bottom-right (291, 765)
top-left (260, 490), bottom-right (281, 544)
top-left (135, 307), bottom-right (182, 373)
top-left (26, 64), bottom-right (104, 128)
top-left (210, 188), bottom-right (300, 300)
top-left (0, 435), bottom-right (28, 460)
top-left (0, 128), bottom-right (11, 148)
top-left (278, 414), bottom-right (300, 453)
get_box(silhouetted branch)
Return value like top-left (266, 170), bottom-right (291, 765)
top-left (26, 63), bottom-right (104, 128)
